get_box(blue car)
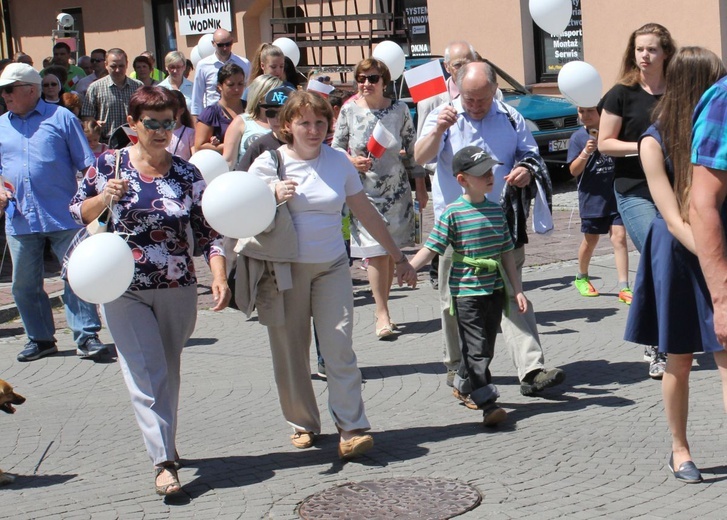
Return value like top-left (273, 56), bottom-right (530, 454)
top-left (396, 57), bottom-right (580, 179)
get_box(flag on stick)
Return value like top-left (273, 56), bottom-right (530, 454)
top-left (366, 121), bottom-right (397, 158)
top-left (403, 60), bottom-right (447, 103)
top-left (123, 126), bottom-right (138, 144)
top-left (307, 78), bottom-right (335, 98)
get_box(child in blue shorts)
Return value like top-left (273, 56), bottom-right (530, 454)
top-left (410, 146), bottom-right (527, 427)
top-left (567, 106), bottom-right (631, 303)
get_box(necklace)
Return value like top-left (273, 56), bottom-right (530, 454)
top-left (305, 153), bottom-right (321, 179)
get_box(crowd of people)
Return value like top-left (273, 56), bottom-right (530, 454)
top-left (2, 20), bottom-right (727, 495)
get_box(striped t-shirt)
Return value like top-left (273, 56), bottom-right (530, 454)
top-left (424, 196), bottom-right (514, 297)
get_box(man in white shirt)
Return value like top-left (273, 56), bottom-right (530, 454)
top-left (416, 61), bottom-right (565, 398)
top-left (75, 49), bottom-right (107, 103)
top-left (190, 28), bottom-right (250, 119)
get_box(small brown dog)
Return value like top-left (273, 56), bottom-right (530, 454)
top-left (0, 379), bottom-right (25, 485)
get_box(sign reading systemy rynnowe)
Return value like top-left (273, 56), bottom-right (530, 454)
top-left (177, 0), bottom-right (232, 35)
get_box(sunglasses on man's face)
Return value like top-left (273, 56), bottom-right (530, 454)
top-left (264, 108), bottom-right (280, 118)
top-left (91, 58), bottom-right (105, 63)
top-left (2, 83), bottom-right (32, 94)
top-left (216, 41), bottom-right (233, 48)
top-left (141, 118), bottom-right (176, 131)
top-left (356, 74), bottom-right (381, 84)
top-left (42, 82), bottom-right (59, 88)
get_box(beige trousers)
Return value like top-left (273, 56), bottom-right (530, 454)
top-left (265, 255), bottom-right (370, 433)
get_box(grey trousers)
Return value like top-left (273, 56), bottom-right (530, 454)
top-left (265, 255), bottom-right (370, 434)
top-left (103, 286), bottom-right (197, 466)
top-left (439, 245), bottom-right (545, 382)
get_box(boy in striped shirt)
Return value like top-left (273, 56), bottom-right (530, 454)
top-left (410, 146), bottom-right (527, 426)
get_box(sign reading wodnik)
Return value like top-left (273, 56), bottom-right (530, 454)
top-left (176, 0), bottom-right (232, 35)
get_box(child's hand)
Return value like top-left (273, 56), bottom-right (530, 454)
top-left (584, 138), bottom-right (597, 155)
top-left (515, 292), bottom-right (528, 314)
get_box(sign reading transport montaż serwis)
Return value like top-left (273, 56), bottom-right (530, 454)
top-left (176, 0), bottom-right (232, 35)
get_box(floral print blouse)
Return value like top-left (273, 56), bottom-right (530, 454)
top-left (70, 149), bottom-right (224, 291)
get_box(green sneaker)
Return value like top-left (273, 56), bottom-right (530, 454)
top-left (574, 276), bottom-right (599, 297)
top-left (619, 287), bottom-right (633, 305)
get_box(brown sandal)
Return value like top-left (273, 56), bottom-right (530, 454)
top-left (155, 464), bottom-right (182, 496)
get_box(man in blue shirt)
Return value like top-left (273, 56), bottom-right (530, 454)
top-left (0, 63), bottom-right (105, 362)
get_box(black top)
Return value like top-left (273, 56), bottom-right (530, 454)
top-left (599, 83), bottom-right (662, 185)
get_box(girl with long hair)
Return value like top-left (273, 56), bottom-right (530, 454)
top-left (624, 46), bottom-right (727, 483)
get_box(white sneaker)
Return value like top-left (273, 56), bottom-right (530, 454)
top-left (644, 345), bottom-right (655, 362)
top-left (649, 352), bottom-right (666, 379)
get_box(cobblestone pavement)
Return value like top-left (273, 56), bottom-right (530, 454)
top-left (3, 184), bottom-right (727, 519)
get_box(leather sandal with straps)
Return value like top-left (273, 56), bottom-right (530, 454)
top-left (155, 464), bottom-right (182, 496)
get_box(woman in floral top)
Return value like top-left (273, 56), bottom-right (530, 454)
top-left (69, 86), bottom-right (230, 497)
top-left (332, 58), bottom-right (427, 339)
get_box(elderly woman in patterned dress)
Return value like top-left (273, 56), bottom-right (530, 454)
top-left (332, 58), bottom-right (427, 339)
top-left (70, 86), bottom-right (230, 497)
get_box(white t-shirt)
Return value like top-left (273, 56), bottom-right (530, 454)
top-left (248, 145), bottom-right (363, 263)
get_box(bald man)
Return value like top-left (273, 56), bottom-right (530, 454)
top-left (190, 29), bottom-right (250, 117)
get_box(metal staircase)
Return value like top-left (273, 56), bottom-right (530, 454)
top-left (270, 0), bottom-right (409, 79)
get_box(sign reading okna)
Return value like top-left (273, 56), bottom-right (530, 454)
top-left (177, 0), bottom-right (232, 35)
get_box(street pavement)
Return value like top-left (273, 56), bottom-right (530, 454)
top-left (3, 185), bottom-right (727, 519)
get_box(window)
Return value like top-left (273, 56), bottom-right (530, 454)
top-left (152, 0), bottom-right (177, 61)
top-left (533, 0), bottom-right (583, 83)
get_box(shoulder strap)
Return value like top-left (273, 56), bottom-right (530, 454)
top-left (269, 149), bottom-right (284, 180)
top-left (173, 127), bottom-right (186, 155)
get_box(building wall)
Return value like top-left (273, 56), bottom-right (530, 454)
top-left (427, 0), bottom-right (726, 90)
top-left (8, 0), bottom-right (151, 64)
top-left (5, 0), bottom-right (727, 94)
top-left (584, 1), bottom-right (725, 86)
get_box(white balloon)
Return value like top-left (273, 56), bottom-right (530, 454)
top-left (189, 149), bottom-right (230, 184)
top-left (198, 33), bottom-right (216, 59)
top-left (190, 46), bottom-right (203, 69)
top-left (372, 41), bottom-right (405, 81)
top-left (557, 60), bottom-right (603, 108)
top-left (529, 0), bottom-right (572, 36)
top-left (201, 171), bottom-right (276, 239)
top-left (67, 233), bottom-right (135, 305)
top-left (272, 37), bottom-right (300, 67)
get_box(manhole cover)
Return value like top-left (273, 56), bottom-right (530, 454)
top-left (297, 477), bottom-right (481, 519)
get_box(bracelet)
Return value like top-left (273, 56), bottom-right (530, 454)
top-left (581, 151), bottom-right (593, 158)
top-left (395, 254), bottom-right (408, 265)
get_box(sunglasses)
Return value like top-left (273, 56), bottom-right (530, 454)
top-left (141, 118), bottom-right (176, 131)
top-left (42, 82), bottom-right (59, 87)
top-left (356, 74), bottom-right (381, 84)
top-left (264, 108), bottom-right (280, 118)
top-left (316, 76), bottom-right (331, 82)
top-left (91, 58), bottom-right (105, 63)
top-left (2, 83), bottom-right (32, 94)
top-left (216, 41), bottom-right (233, 48)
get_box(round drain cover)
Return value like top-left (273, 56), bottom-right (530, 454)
top-left (297, 477), bottom-right (481, 519)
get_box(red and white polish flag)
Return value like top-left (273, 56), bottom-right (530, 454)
top-left (366, 120), bottom-right (397, 159)
top-left (123, 126), bottom-right (139, 144)
top-left (307, 79), bottom-right (335, 98)
top-left (403, 60), bottom-right (447, 103)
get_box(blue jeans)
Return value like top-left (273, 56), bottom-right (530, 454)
top-left (614, 183), bottom-right (657, 253)
top-left (7, 229), bottom-right (101, 345)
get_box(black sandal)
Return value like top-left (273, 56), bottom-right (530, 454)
top-left (155, 464), bottom-right (182, 496)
